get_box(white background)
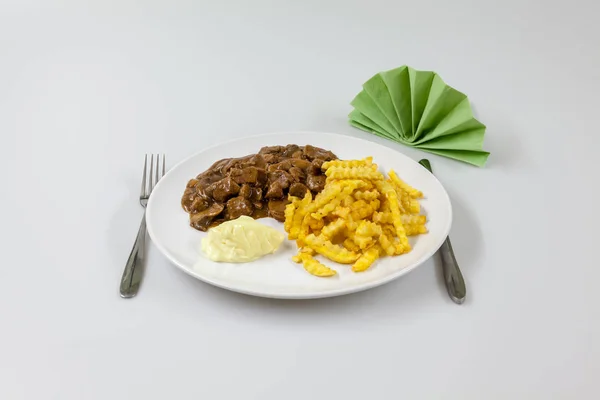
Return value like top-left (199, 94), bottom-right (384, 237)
top-left (1, 1), bottom-right (598, 399)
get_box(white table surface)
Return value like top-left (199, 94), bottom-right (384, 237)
top-left (1, 1), bottom-right (599, 399)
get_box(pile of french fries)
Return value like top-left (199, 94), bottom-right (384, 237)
top-left (284, 157), bottom-right (427, 277)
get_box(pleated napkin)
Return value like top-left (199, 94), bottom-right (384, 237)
top-left (348, 65), bottom-right (489, 167)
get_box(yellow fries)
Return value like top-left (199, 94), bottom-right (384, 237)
top-left (296, 252), bottom-right (337, 277)
top-left (304, 233), bottom-right (360, 264)
top-left (352, 246), bottom-right (380, 272)
top-left (284, 157), bottom-right (427, 277)
top-left (389, 169), bottom-right (423, 199)
top-left (325, 166), bottom-right (383, 182)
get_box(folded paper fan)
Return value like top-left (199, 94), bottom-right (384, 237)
top-left (348, 66), bottom-right (490, 167)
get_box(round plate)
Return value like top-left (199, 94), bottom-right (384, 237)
top-left (146, 131), bottom-right (452, 299)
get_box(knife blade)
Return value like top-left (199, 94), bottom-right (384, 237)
top-left (418, 159), bottom-right (466, 304)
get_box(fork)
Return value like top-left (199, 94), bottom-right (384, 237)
top-left (120, 154), bottom-right (166, 298)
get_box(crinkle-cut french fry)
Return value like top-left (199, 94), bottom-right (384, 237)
top-left (389, 169), bottom-right (423, 198)
top-left (353, 189), bottom-right (380, 202)
top-left (296, 237), bottom-right (305, 248)
top-left (389, 182), bottom-right (411, 215)
top-left (311, 183), bottom-right (358, 220)
top-left (325, 166), bottom-right (384, 182)
top-left (284, 197), bottom-right (299, 233)
top-left (349, 200), bottom-right (367, 220)
top-left (333, 206), bottom-right (351, 219)
top-left (352, 235), bottom-right (374, 251)
top-left (321, 218), bottom-right (346, 239)
top-left (292, 247), bottom-right (315, 263)
top-left (401, 214), bottom-right (426, 226)
top-left (379, 181), bottom-right (410, 253)
top-left (287, 191), bottom-right (313, 239)
top-left (380, 197), bottom-right (391, 212)
top-left (304, 233), bottom-right (360, 264)
top-left (352, 246), bottom-right (380, 272)
top-left (311, 181), bottom-right (364, 215)
top-left (353, 220), bottom-right (382, 250)
top-left (300, 214), bottom-right (313, 239)
top-left (342, 196), bottom-right (355, 208)
top-left (349, 198), bottom-right (380, 221)
top-left (355, 220), bottom-right (383, 238)
top-left (345, 213), bottom-right (359, 232)
top-left (349, 199), bottom-right (367, 219)
top-left (307, 216), bottom-right (325, 231)
top-left (369, 199), bottom-right (381, 213)
top-left (322, 157), bottom-right (372, 170)
top-left (394, 239), bottom-right (411, 255)
top-left (343, 238), bottom-right (360, 252)
top-left (405, 224), bottom-right (428, 236)
top-left (373, 211), bottom-right (393, 224)
top-left (378, 233), bottom-right (396, 256)
top-left (409, 199), bottom-right (420, 214)
top-left (382, 223), bottom-right (396, 237)
top-left (296, 253), bottom-right (337, 277)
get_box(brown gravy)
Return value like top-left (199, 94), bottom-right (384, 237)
top-left (181, 144), bottom-right (338, 231)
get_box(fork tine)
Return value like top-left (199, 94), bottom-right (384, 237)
top-left (162, 154), bottom-right (166, 177)
top-left (149, 154), bottom-right (155, 194)
top-left (155, 153), bottom-right (160, 189)
top-left (141, 154), bottom-right (148, 198)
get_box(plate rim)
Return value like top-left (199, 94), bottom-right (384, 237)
top-left (146, 130), bottom-right (453, 299)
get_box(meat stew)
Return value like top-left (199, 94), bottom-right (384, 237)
top-left (181, 144), bottom-right (338, 231)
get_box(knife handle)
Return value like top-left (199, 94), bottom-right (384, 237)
top-left (439, 236), bottom-right (466, 304)
top-left (418, 158), bottom-right (466, 304)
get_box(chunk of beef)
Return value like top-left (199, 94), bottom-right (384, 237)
top-left (226, 197), bottom-right (254, 220)
top-left (303, 145), bottom-right (337, 161)
top-left (267, 170), bottom-right (292, 189)
top-left (230, 167), bottom-right (267, 186)
top-left (186, 178), bottom-right (199, 188)
top-left (222, 155), bottom-right (254, 173)
top-left (239, 184), bottom-right (252, 199)
top-left (282, 144), bottom-right (301, 157)
top-left (196, 173), bottom-right (222, 191)
top-left (183, 184), bottom-right (212, 212)
top-left (307, 159), bottom-right (324, 175)
top-left (312, 158), bottom-right (325, 170)
top-left (261, 154), bottom-right (280, 164)
top-left (267, 160), bottom-right (292, 172)
top-left (290, 159), bottom-right (312, 170)
top-left (194, 185), bottom-right (211, 200)
top-left (238, 154), bottom-right (266, 169)
top-left (291, 150), bottom-right (304, 159)
top-left (267, 199), bottom-right (290, 222)
top-left (306, 174), bottom-right (326, 192)
top-left (259, 145), bottom-right (285, 155)
top-left (208, 177), bottom-right (240, 202)
top-left (181, 187), bottom-right (197, 212)
top-left (265, 181), bottom-right (284, 199)
top-left (250, 187), bottom-right (264, 209)
top-left (288, 167), bottom-right (305, 182)
top-left (190, 203), bottom-right (224, 231)
top-left (289, 182), bottom-right (310, 198)
top-left (189, 196), bottom-right (210, 213)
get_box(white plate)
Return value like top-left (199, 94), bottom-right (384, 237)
top-left (146, 131), bottom-right (452, 299)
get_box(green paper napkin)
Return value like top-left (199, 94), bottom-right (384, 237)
top-left (348, 65), bottom-right (490, 167)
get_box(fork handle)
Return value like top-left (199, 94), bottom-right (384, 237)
top-left (120, 214), bottom-right (146, 298)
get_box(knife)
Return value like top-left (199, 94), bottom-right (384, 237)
top-left (418, 159), bottom-right (466, 304)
